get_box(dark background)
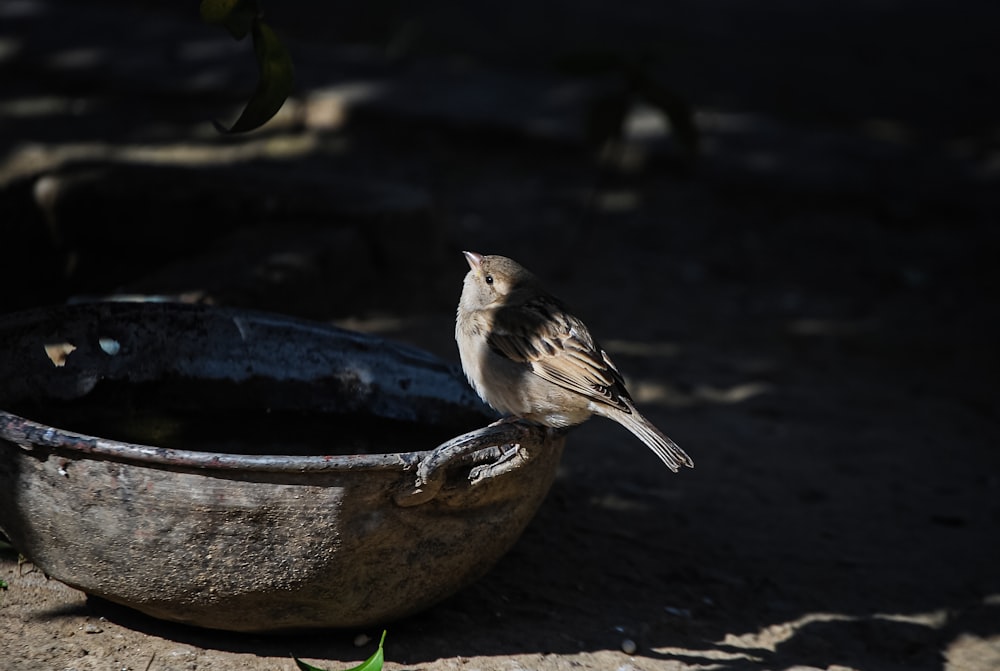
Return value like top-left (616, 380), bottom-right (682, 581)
top-left (1, 2), bottom-right (998, 669)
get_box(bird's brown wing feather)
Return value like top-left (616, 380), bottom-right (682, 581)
top-left (486, 296), bottom-right (633, 413)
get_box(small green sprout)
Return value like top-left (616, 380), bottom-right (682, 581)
top-left (293, 630), bottom-right (387, 671)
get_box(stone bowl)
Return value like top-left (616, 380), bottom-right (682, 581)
top-left (0, 302), bottom-right (564, 632)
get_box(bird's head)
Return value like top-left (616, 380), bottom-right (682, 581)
top-left (460, 251), bottom-right (539, 311)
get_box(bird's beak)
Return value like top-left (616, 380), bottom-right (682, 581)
top-left (463, 251), bottom-right (484, 271)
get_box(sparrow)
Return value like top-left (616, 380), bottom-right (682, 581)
top-left (455, 251), bottom-right (693, 472)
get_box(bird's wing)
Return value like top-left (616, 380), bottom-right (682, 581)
top-left (486, 296), bottom-right (634, 413)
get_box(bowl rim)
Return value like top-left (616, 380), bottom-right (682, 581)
top-left (0, 410), bottom-right (428, 472)
top-left (0, 410), bottom-right (552, 478)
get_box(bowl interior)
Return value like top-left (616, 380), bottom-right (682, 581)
top-left (7, 378), bottom-right (469, 456)
top-left (0, 302), bottom-right (491, 458)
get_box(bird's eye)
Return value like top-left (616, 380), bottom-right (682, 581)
top-left (485, 274), bottom-right (494, 285)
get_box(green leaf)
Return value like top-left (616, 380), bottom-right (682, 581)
top-left (293, 658), bottom-right (328, 671)
top-left (200, 0), bottom-right (259, 40)
top-left (293, 630), bottom-right (386, 671)
top-left (218, 18), bottom-right (294, 133)
top-left (0, 579), bottom-right (7, 590)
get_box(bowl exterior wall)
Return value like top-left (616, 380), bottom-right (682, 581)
top-left (0, 433), bottom-right (564, 631)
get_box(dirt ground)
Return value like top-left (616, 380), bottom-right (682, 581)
top-left (2, 2), bottom-right (999, 670)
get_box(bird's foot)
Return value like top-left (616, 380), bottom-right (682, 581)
top-left (469, 442), bottom-right (527, 483)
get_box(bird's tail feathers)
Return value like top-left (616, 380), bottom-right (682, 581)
top-left (615, 409), bottom-right (693, 472)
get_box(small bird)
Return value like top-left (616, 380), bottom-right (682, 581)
top-left (456, 251), bottom-right (693, 472)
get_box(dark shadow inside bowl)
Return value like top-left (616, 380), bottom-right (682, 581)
top-left (7, 377), bottom-right (473, 457)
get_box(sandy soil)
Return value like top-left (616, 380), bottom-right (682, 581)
top-left (2, 2), bottom-right (999, 670)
